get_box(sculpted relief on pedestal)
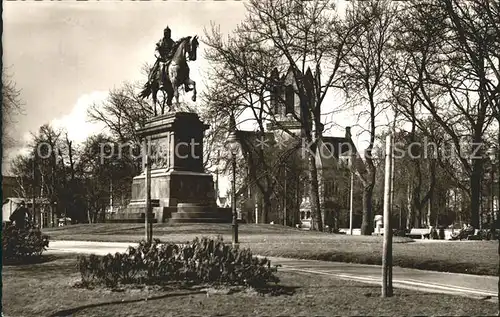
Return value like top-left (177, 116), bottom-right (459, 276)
top-left (150, 138), bottom-right (170, 169)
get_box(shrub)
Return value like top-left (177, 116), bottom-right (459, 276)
top-left (477, 229), bottom-right (494, 240)
top-left (2, 222), bottom-right (50, 263)
top-left (77, 236), bottom-right (280, 289)
top-left (393, 229), bottom-right (407, 237)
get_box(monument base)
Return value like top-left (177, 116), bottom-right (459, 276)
top-left (116, 169), bottom-right (232, 223)
top-left (115, 112), bottom-right (232, 224)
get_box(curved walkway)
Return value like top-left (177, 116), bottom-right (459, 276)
top-left (48, 240), bottom-right (498, 300)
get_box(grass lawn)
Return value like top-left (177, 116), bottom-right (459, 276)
top-left (2, 253), bottom-right (496, 317)
top-left (44, 223), bottom-right (499, 276)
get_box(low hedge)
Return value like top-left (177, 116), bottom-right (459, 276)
top-left (77, 236), bottom-right (280, 289)
top-left (2, 222), bottom-right (50, 263)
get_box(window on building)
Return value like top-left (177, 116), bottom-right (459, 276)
top-left (270, 87), bottom-right (279, 114)
top-left (43, 210), bottom-right (48, 228)
top-left (285, 85), bottom-right (294, 115)
top-left (302, 181), bottom-right (309, 198)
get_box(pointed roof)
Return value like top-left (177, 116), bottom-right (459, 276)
top-left (229, 112), bottom-right (237, 132)
top-left (304, 67), bottom-right (314, 80)
top-left (282, 66), bottom-right (296, 86)
top-left (322, 136), bottom-right (356, 157)
top-left (303, 67), bottom-right (315, 101)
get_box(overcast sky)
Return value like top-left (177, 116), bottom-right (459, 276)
top-left (2, 1), bottom-right (248, 172)
top-left (2, 1), bottom-right (373, 178)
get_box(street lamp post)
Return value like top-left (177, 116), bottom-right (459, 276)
top-left (349, 166), bottom-right (354, 235)
top-left (487, 145), bottom-right (499, 316)
top-left (488, 146), bottom-right (498, 232)
top-left (32, 153), bottom-right (37, 227)
top-left (227, 114), bottom-right (240, 247)
top-left (144, 138), bottom-right (153, 244)
top-left (490, 162), bottom-right (495, 234)
top-left (348, 153), bottom-right (355, 235)
top-left (284, 167), bottom-right (287, 227)
top-left (108, 159), bottom-right (122, 222)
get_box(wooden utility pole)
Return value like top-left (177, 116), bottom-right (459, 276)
top-left (498, 157), bottom-right (500, 317)
top-left (231, 151), bottom-right (238, 245)
top-left (390, 137), bottom-right (395, 222)
top-left (215, 150), bottom-right (220, 199)
top-left (382, 134), bottom-right (393, 297)
top-left (110, 179), bottom-right (113, 214)
top-left (284, 167), bottom-right (287, 226)
top-left (495, 139), bottom-right (499, 317)
top-left (349, 170), bottom-right (354, 235)
top-left (32, 154), bottom-right (36, 226)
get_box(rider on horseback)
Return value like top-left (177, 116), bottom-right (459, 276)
top-left (139, 26), bottom-right (198, 114)
top-left (152, 26), bottom-right (176, 87)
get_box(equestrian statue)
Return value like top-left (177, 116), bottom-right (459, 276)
top-left (139, 26), bottom-right (199, 115)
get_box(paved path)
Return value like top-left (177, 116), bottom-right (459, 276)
top-left (48, 240), bottom-right (498, 300)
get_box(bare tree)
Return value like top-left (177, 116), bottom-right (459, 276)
top-left (204, 0), bottom-right (361, 230)
top-left (391, 0), bottom-right (497, 228)
top-left (341, 0), bottom-right (397, 235)
top-left (203, 22), bottom-right (302, 223)
top-left (2, 68), bottom-right (25, 152)
top-left (88, 82), bottom-right (153, 143)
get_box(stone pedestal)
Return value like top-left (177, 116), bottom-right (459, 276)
top-left (119, 112), bottom-right (231, 223)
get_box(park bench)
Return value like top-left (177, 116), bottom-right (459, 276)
top-left (406, 228), bottom-right (431, 239)
top-left (465, 229), bottom-right (482, 240)
top-left (449, 228), bottom-right (481, 240)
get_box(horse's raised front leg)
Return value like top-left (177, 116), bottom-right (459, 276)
top-left (174, 85), bottom-right (180, 105)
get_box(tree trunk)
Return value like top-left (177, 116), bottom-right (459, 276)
top-left (307, 149), bottom-right (323, 231)
top-left (317, 168), bottom-right (326, 231)
top-left (262, 193), bottom-right (272, 224)
top-left (406, 182), bottom-right (414, 230)
top-left (360, 183), bottom-right (374, 235)
top-left (359, 152), bottom-right (376, 235)
top-left (87, 208), bottom-right (93, 224)
top-left (427, 197), bottom-right (432, 228)
top-left (470, 155), bottom-right (482, 228)
top-left (414, 203), bottom-right (421, 229)
top-left (66, 135), bottom-right (75, 181)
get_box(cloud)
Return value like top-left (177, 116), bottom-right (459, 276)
top-left (3, 92), bottom-right (110, 176)
top-left (51, 91), bottom-right (109, 143)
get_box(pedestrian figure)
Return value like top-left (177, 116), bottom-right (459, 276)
top-left (9, 201), bottom-right (30, 229)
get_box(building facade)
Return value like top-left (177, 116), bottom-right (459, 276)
top-left (2, 197), bottom-right (56, 228)
top-left (236, 67), bottom-right (358, 229)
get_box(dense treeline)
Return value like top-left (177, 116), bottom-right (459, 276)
top-left (8, 0), bottom-right (499, 230)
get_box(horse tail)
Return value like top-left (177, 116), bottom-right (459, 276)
top-left (139, 81), bottom-right (152, 99)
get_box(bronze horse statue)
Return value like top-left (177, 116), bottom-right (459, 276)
top-left (139, 35), bottom-right (199, 115)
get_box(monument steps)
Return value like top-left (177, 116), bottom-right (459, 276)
top-left (168, 217), bottom-right (231, 224)
top-left (170, 211), bottom-right (231, 219)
